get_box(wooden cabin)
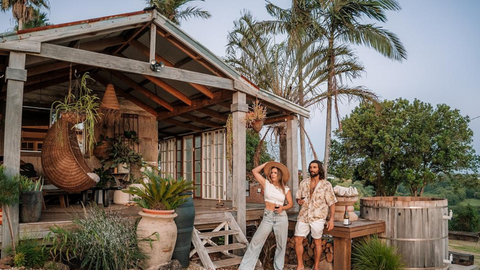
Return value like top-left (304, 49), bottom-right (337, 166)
top-left (0, 9), bottom-right (309, 252)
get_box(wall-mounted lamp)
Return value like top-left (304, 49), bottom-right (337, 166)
top-left (150, 60), bottom-right (165, 72)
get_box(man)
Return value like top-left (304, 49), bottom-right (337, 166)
top-left (294, 160), bottom-right (337, 270)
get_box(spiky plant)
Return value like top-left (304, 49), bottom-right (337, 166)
top-left (123, 169), bottom-right (194, 210)
top-left (352, 236), bottom-right (405, 270)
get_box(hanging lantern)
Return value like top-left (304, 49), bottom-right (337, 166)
top-left (100, 83), bottom-right (120, 124)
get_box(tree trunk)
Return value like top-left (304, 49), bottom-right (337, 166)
top-left (279, 124), bottom-right (288, 165)
top-left (300, 117), bottom-right (308, 180)
top-left (324, 36), bottom-right (336, 177)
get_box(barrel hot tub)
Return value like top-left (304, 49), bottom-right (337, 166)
top-left (360, 197), bottom-right (449, 270)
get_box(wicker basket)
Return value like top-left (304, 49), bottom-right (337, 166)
top-left (41, 119), bottom-right (97, 193)
top-left (61, 111), bottom-right (86, 124)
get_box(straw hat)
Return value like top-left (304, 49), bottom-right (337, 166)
top-left (264, 161), bottom-right (290, 183)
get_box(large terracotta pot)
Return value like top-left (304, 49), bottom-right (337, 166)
top-left (137, 210), bottom-right (178, 268)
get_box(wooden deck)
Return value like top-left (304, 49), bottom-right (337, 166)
top-left (0, 199), bottom-right (265, 245)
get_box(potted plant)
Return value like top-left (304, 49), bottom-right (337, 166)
top-left (0, 165), bottom-right (21, 253)
top-left (19, 176), bottom-right (43, 223)
top-left (106, 136), bottom-right (143, 174)
top-left (123, 170), bottom-right (194, 268)
top-left (51, 72), bottom-right (101, 153)
top-left (245, 99), bottom-right (267, 132)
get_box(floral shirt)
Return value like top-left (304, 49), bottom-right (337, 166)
top-left (296, 177), bottom-right (337, 223)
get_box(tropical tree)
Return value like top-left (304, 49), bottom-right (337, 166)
top-left (0, 0), bottom-right (50, 30)
top-left (318, 0), bottom-right (407, 175)
top-left (330, 99), bottom-right (479, 196)
top-left (14, 7), bottom-right (50, 30)
top-left (145, 0), bottom-right (211, 25)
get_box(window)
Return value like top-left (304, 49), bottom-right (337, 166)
top-left (21, 106), bottom-right (50, 152)
top-left (202, 130), bottom-right (226, 200)
top-left (159, 138), bottom-right (176, 178)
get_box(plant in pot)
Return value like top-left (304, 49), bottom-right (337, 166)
top-left (106, 136), bottom-right (143, 174)
top-left (19, 176), bottom-right (43, 223)
top-left (51, 72), bottom-right (101, 154)
top-left (123, 170), bottom-right (194, 268)
top-left (0, 165), bottom-right (21, 253)
top-left (245, 99), bottom-right (267, 133)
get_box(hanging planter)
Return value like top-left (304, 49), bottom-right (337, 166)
top-left (251, 119), bottom-right (264, 133)
top-left (245, 99), bottom-right (267, 133)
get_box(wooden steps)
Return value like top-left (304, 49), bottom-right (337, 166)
top-left (191, 212), bottom-right (253, 269)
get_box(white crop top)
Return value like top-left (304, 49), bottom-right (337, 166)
top-left (264, 180), bottom-right (290, 205)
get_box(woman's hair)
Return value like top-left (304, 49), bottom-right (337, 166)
top-left (266, 166), bottom-right (286, 194)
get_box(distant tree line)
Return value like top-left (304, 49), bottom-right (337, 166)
top-left (330, 98), bottom-right (479, 196)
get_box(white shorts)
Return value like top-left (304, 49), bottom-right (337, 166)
top-left (294, 219), bottom-right (325, 239)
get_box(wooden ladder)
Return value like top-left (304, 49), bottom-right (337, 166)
top-left (190, 212), bottom-right (252, 269)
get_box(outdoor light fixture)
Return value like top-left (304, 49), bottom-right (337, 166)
top-left (150, 60), bottom-right (165, 72)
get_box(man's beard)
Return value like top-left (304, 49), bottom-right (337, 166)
top-left (309, 171), bottom-right (318, 177)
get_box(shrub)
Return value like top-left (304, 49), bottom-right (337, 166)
top-left (46, 205), bottom-right (146, 270)
top-left (352, 236), bottom-right (405, 270)
top-left (12, 238), bottom-right (48, 268)
top-left (449, 204), bottom-right (480, 232)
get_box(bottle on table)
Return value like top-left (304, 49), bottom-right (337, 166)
top-left (343, 205), bottom-right (350, 225)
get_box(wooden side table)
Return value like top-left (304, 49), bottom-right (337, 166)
top-left (327, 219), bottom-right (385, 270)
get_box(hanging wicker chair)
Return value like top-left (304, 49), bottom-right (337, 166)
top-left (41, 119), bottom-right (98, 193)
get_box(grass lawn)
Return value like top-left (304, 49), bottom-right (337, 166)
top-left (458, 199), bottom-right (480, 207)
top-left (449, 239), bottom-right (480, 266)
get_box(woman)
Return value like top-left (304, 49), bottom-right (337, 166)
top-left (239, 161), bottom-right (294, 270)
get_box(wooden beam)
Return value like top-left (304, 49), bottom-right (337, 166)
top-left (155, 27), bottom-right (225, 77)
top-left (157, 91), bottom-right (231, 121)
top-left (32, 43), bottom-right (234, 90)
top-left (264, 115), bottom-right (294, 125)
top-left (149, 24), bottom-right (156, 62)
top-left (129, 40), bottom-right (214, 99)
top-left (163, 119), bottom-right (203, 132)
top-left (231, 92), bottom-right (247, 235)
top-left (27, 61), bottom-right (73, 77)
top-left (180, 114), bottom-right (220, 128)
top-left (286, 116), bottom-right (299, 212)
top-left (196, 108), bottom-right (228, 122)
top-left (2, 12), bottom-right (153, 43)
top-left (144, 75), bottom-right (192, 106)
top-left (2, 52), bottom-right (25, 257)
top-left (111, 71), bottom-right (173, 111)
top-left (0, 40), bottom-right (40, 53)
top-left (25, 65), bottom-right (91, 86)
top-left (112, 22), bottom-right (150, 55)
top-left (175, 56), bottom-right (193, 68)
top-left (93, 75), bottom-right (158, 117)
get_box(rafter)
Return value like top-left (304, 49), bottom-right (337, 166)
top-left (111, 71), bottom-right (173, 111)
top-left (180, 114), bottom-right (220, 128)
top-left (129, 40), bottom-right (214, 99)
top-left (144, 75), bottom-right (192, 106)
top-left (156, 28), bottom-right (225, 77)
top-left (196, 108), bottom-right (228, 122)
top-left (157, 91), bottom-right (231, 121)
top-left (163, 119), bottom-right (203, 132)
top-left (93, 75), bottom-right (158, 117)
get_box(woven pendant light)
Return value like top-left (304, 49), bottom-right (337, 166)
top-left (100, 83), bottom-right (120, 125)
top-left (100, 83), bottom-right (120, 110)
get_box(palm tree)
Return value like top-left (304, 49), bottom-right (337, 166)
top-left (225, 11), bottom-right (368, 168)
top-left (146, 0), bottom-right (211, 25)
top-left (0, 0), bottom-right (49, 30)
top-left (319, 0), bottom-right (407, 175)
top-left (15, 7), bottom-right (50, 30)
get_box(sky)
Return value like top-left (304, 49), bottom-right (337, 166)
top-left (1, 0), bottom-right (479, 168)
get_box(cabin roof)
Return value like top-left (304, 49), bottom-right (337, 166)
top-left (0, 9), bottom-right (309, 139)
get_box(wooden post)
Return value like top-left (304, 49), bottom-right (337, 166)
top-left (2, 52), bottom-right (26, 258)
top-left (286, 115), bottom-right (299, 212)
top-left (149, 23), bottom-right (156, 63)
top-left (230, 92), bottom-right (247, 236)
